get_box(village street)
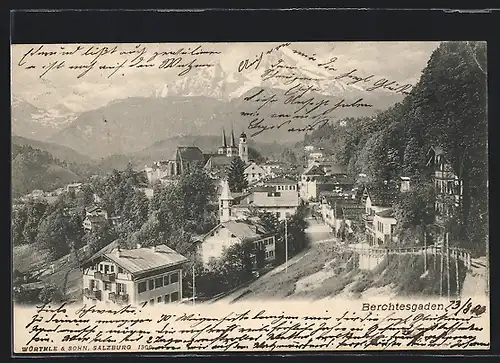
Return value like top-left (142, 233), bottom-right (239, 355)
top-left (208, 218), bottom-right (338, 304)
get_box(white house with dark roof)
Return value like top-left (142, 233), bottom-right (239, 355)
top-left (195, 219), bottom-right (276, 268)
top-left (80, 242), bottom-right (188, 307)
top-left (243, 162), bottom-right (267, 184)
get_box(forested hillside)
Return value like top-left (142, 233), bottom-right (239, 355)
top-left (305, 41), bottom-right (487, 255)
top-left (11, 143), bottom-right (100, 197)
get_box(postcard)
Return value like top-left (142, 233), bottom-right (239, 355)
top-left (11, 41), bottom-right (489, 353)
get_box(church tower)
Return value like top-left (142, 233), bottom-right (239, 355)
top-left (219, 178), bottom-right (234, 222)
top-left (239, 132), bottom-right (249, 163)
top-left (227, 128), bottom-right (238, 157)
top-left (218, 128), bottom-right (228, 155)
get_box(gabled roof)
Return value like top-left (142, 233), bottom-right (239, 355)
top-left (204, 154), bottom-right (233, 168)
top-left (375, 208), bottom-right (395, 218)
top-left (81, 242), bottom-right (188, 276)
top-left (174, 146), bottom-right (205, 163)
top-left (303, 164), bottom-right (326, 176)
top-left (321, 163), bottom-right (347, 175)
top-left (86, 205), bottom-right (104, 213)
top-left (244, 163), bottom-right (266, 174)
top-left (365, 184), bottom-right (399, 207)
top-left (104, 244), bottom-right (187, 276)
top-left (204, 220), bottom-right (272, 242)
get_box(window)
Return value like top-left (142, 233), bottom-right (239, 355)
top-left (104, 282), bottom-right (111, 291)
top-left (164, 275), bottom-right (170, 285)
top-left (170, 272), bottom-right (179, 284)
top-left (110, 265), bottom-right (114, 273)
top-left (99, 264), bottom-right (103, 272)
top-left (138, 281), bottom-right (147, 294)
top-left (155, 277), bottom-right (163, 289)
top-left (117, 283), bottom-right (126, 294)
top-left (89, 279), bottom-right (95, 290)
top-left (170, 292), bottom-right (179, 302)
top-left (104, 265), bottom-right (109, 274)
top-left (164, 295), bottom-right (170, 304)
top-left (157, 296), bottom-right (162, 303)
top-left (118, 267), bottom-right (124, 274)
top-left (148, 279), bottom-right (154, 290)
top-left (269, 251), bottom-right (274, 257)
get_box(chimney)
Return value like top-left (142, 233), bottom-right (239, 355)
top-left (136, 243), bottom-right (142, 249)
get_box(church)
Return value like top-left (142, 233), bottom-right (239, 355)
top-left (144, 128), bottom-right (250, 184)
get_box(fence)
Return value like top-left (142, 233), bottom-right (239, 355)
top-left (343, 245), bottom-right (472, 271)
top-left (332, 243), bottom-right (473, 298)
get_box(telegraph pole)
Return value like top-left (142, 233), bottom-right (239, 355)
top-left (285, 217), bottom-right (288, 273)
top-left (192, 265), bottom-right (196, 306)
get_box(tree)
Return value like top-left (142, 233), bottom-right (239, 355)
top-left (227, 156), bottom-right (248, 192)
top-left (22, 200), bottom-right (48, 245)
top-left (38, 285), bottom-right (63, 304)
top-left (77, 184), bottom-right (95, 208)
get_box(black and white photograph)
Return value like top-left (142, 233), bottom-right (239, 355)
top-left (11, 39), bottom-right (490, 352)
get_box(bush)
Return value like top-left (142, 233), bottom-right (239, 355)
top-left (38, 285), bottom-right (64, 304)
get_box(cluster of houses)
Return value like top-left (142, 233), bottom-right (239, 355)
top-left (76, 138), bottom-right (462, 307)
top-left (318, 146), bottom-right (462, 248)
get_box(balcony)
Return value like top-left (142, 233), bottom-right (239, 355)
top-left (109, 292), bottom-right (129, 304)
top-left (94, 272), bottom-right (116, 282)
top-left (83, 288), bottom-right (102, 301)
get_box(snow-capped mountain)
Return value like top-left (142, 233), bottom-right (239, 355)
top-left (150, 47), bottom-right (377, 102)
top-left (11, 96), bottom-right (79, 141)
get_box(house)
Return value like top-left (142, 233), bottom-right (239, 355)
top-left (373, 209), bottom-right (397, 246)
top-left (363, 182), bottom-right (399, 246)
top-left (299, 164), bottom-right (326, 202)
top-left (86, 205), bottom-right (108, 220)
top-left (321, 192), bottom-right (364, 236)
top-left (426, 146), bottom-right (462, 226)
top-left (232, 186), bottom-right (300, 221)
top-left (66, 183), bottom-right (83, 194)
top-left (195, 219), bottom-right (276, 268)
top-left (80, 241), bottom-right (188, 307)
top-left (307, 152), bottom-right (324, 166)
top-left (244, 162), bottom-right (267, 184)
top-left (300, 163), bottom-right (353, 202)
top-left (264, 177), bottom-right (298, 192)
top-left (83, 215), bottom-right (108, 232)
top-left (219, 178), bottom-right (299, 222)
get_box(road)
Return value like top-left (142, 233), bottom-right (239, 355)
top-left (210, 218), bottom-right (336, 303)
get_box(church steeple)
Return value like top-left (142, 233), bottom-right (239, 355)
top-left (230, 127), bottom-right (236, 147)
top-left (222, 128), bottom-right (227, 148)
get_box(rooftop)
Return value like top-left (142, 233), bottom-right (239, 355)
top-left (174, 146), bottom-right (205, 163)
top-left (375, 209), bottom-right (395, 218)
top-left (82, 241), bottom-right (188, 276)
top-left (218, 219), bottom-right (271, 241)
top-left (265, 177), bottom-right (297, 185)
top-left (365, 183), bottom-right (399, 207)
top-left (303, 164), bottom-right (326, 176)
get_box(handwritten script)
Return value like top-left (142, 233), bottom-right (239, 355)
top-left (14, 299), bottom-right (489, 353)
top-left (16, 44), bottom-right (221, 79)
top-left (236, 43), bottom-right (414, 135)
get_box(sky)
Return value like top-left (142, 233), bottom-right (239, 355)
top-left (11, 41), bottom-right (441, 114)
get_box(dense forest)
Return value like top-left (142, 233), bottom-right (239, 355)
top-left (305, 41), bottom-right (487, 255)
top-left (11, 144), bottom-right (101, 198)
